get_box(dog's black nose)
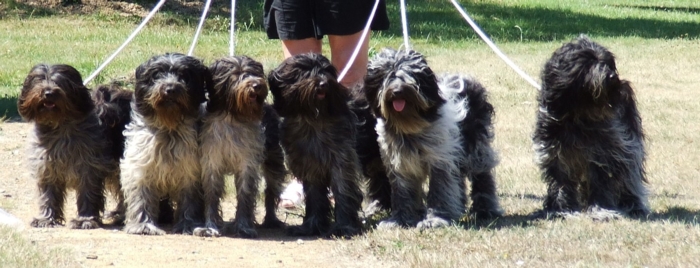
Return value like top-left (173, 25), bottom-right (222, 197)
top-left (318, 80), bottom-right (327, 89)
top-left (165, 86), bottom-right (176, 95)
top-left (44, 90), bottom-right (54, 98)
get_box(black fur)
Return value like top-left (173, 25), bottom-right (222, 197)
top-left (533, 36), bottom-right (649, 219)
top-left (268, 53), bottom-right (364, 237)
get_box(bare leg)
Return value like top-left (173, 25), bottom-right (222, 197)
top-left (281, 38), bottom-right (322, 58)
top-left (328, 31), bottom-right (371, 87)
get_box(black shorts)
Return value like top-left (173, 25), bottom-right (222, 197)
top-left (264, 0), bottom-right (390, 40)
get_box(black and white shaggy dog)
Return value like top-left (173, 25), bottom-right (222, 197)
top-left (533, 36), bottom-right (649, 219)
top-left (194, 56), bottom-right (287, 238)
top-left (364, 49), bottom-right (502, 229)
top-left (120, 53), bottom-right (209, 235)
top-left (268, 53), bottom-right (364, 237)
top-left (19, 64), bottom-right (131, 229)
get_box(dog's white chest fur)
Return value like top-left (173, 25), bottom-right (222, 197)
top-left (376, 98), bottom-right (466, 179)
top-left (121, 113), bottom-right (200, 196)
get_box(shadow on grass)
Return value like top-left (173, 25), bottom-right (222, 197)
top-left (4, 0), bottom-right (698, 41)
top-left (615, 4), bottom-right (700, 14)
top-left (462, 213), bottom-right (535, 230)
top-left (0, 94), bottom-right (19, 119)
top-left (645, 206), bottom-right (700, 225)
top-left (386, 1), bottom-right (700, 42)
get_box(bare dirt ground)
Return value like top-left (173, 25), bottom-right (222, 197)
top-left (0, 121), bottom-right (384, 267)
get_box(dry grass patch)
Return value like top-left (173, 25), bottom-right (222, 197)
top-left (0, 227), bottom-right (79, 268)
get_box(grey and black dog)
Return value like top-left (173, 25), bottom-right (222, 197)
top-left (19, 64), bottom-right (131, 229)
top-left (120, 53), bottom-right (209, 235)
top-left (195, 56), bottom-right (287, 238)
top-left (364, 49), bottom-right (502, 229)
top-left (268, 53), bottom-right (364, 238)
top-left (533, 36), bottom-right (649, 219)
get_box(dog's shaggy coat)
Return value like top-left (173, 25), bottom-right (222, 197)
top-left (268, 53), bottom-right (364, 237)
top-left (120, 53), bottom-right (209, 235)
top-left (364, 49), bottom-right (502, 229)
top-left (533, 36), bottom-right (649, 218)
top-left (19, 64), bottom-right (130, 229)
top-left (195, 56), bottom-right (287, 238)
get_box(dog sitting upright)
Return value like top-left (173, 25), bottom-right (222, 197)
top-left (120, 53), bottom-right (209, 235)
top-left (268, 53), bottom-right (364, 237)
top-left (19, 64), bottom-right (131, 229)
top-left (195, 56), bottom-right (287, 238)
top-left (364, 49), bottom-right (502, 229)
top-left (533, 36), bottom-right (649, 219)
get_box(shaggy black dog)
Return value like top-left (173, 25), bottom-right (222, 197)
top-left (19, 64), bottom-right (131, 229)
top-left (120, 53), bottom-right (209, 235)
top-left (533, 36), bottom-right (649, 219)
top-left (268, 53), bottom-right (364, 237)
top-left (364, 49), bottom-right (502, 229)
top-left (195, 56), bottom-right (287, 238)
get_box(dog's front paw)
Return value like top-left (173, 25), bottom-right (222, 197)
top-left (417, 217), bottom-right (451, 229)
top-left (68, 216), bottom-right (101, 229)
top-left (587, 206), bottom-right (621, 221)
top-left (104, 210), bottom-right (125, 225)
top-left (124, 222), bottom-right (165, 235)
top-left (260, 215), bottom-right (286, 229)
top-left (376, 220), bottom-right (399, 229)
top-left (30, 217), bottom-right (62, 228)
top-left (193, 227), bottom-right (221, 237)
top-left (469, 208), bottom-right (503, 220)
top-left (226, 220), bottom-right (258, 238)
top-left (172, 220), bottom-right (199, 235)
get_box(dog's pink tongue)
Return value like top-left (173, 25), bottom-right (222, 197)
top-left (392, 99), bottom-right (406, 112)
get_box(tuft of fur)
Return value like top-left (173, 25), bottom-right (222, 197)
top-left (349, 86), bottom-right (391, 211)
top-left (194, 56), bottom-right (287, 238)
top-left (120, 53), bottom-right (209, 235)
top-left (364, 49), bottom-right (502, 229)
top-left (19, 64), bottom-right (130, 229)
top-left (533, 36), bottom-right (649, 219)
top-left (268, 53), bottom-right (364, 238)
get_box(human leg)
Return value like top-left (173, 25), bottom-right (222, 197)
top-left (329, 31), bottom-right (371, 87)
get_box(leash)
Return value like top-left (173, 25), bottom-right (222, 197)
top-left (188, 0), bottom-right (213, 56)
top-left (449, 0), bottom-right (541, 90)
top-left (399, 0), bottom-right (411, 51)
top-left (230, 0), bottom-right (237, 56)
top-left (337, 0), bottom-right (381, 83)
top-left (83, 0), bottom-right (167, 85)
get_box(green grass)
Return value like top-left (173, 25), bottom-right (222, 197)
top-left (1, 0), bottom-right (700, 266)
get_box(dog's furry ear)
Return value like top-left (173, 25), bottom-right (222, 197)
top-left (206, 60), bottom-right (226, 113)
top-left (365, 49), bottom-right (400, 115)
top-left (617, 80), bottom-right (644, 139)
top-left (189, 57), bottom-right (210, 108)
top-left (267, 69), bottom-right (287, 117)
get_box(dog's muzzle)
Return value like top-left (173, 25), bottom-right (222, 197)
top-left (315, 80), bottom-right (328, 100)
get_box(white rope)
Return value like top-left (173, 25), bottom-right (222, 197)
top-left (188, 0), bottom-right (213, 56)
top-left (230, 0), bottom-right (237, 56)
top-left (337, 0), bottom-right (381, 83)
top-left (399, 0), bottom-right (411, 51)
top-left (84, 0), bottom-right (167, 85)
top-left (449, 0), bottom-right (541, 90)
